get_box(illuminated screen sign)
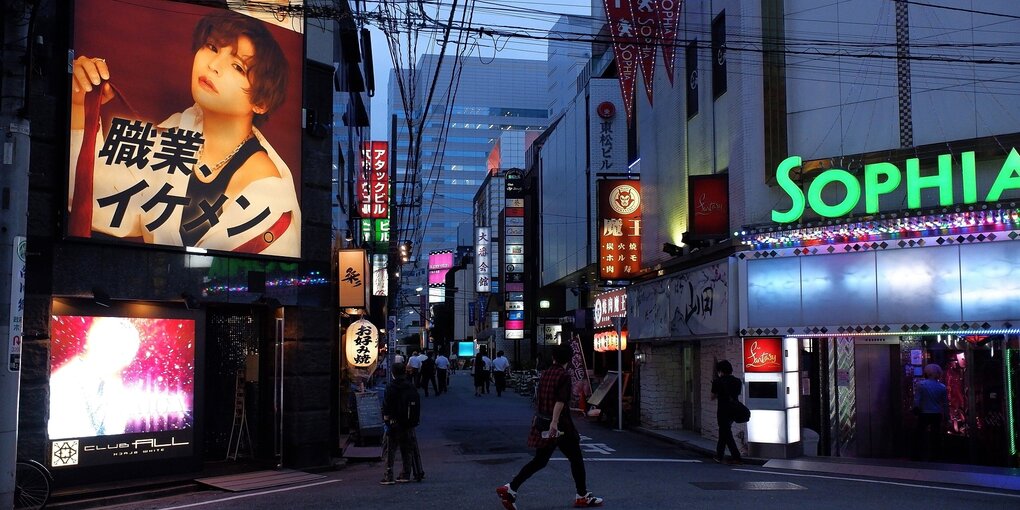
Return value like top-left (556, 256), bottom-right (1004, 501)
top-left (48, 315), bottom-right (196, 467)
top-left (773, 149), bottom-right (1020, 223)
top-left (67, 0), bottom-right (304, 258)
top-left (598, 179), bottom-right (642, 279)
top-left (358, 141), bottom-right (389, 218)
top-left (457, 342), bottom-right (475, 357)
top-left (428, 251), bottom-right (454, 285)
top-left (743, 337), bottom-right (783, 373)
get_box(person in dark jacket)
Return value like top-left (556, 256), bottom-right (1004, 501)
top-left (419, 351), bottom-right (439, 396)
top-left (380, 362), bottom-right (418, 484)
top-left (711, 359), bottom-right (743, 464)
top-left (496, 344), bottom-right (603, 509)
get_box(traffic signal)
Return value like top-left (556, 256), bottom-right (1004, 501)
top-left (399, 240), bottom-right (413, 263)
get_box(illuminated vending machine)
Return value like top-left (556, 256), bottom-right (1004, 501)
top-left (743, 337), bottom-right (801, 458)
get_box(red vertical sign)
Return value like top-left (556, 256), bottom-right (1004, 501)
top-left (358, 141), bottom-right (389, 218)
top-left (658, 0), bottom-right (684, 85)
top-left (598, 179), bottom-right (642, 280)
top-left (687, 174), bottom-right (729, 240)
top-left (629, 0), bottom-right (659, 104)
top-left (603, 0), bottom-right (639, 122)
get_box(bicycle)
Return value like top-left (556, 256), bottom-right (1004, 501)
top-left (14, 458), bottom-right (52, 510)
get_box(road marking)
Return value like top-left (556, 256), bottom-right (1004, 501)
top-left (732, 468), bottom-right (1020, 499)
top-left (551, 457), bottom-right (701, 463)
top-left (157, 480), bottom-right (341, 509)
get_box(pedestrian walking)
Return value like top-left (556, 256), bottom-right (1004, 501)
top-left (492, 350), bottom-right (510, 397)
top-left (407, 349), bottom-right (422, 387)
top-left (913, 363), bottom-right (948, 461)
top-left (435, 351), bottom-right (450, 394)
top-left (496, 344), bottom-right (604, 509)
top-left (420, 351), bottom-right (439, 396)
top-left (482, 351), bottom-right (493, 394)
top-left (711, 359), bottom-right (743, 465)
top-left (473, 352), bottom-right (486, 397)
top-left (380, 362), bottom-right (423, 484)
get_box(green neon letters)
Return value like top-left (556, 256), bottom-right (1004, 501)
top-left (771, 148), bottom-right (1020, 223)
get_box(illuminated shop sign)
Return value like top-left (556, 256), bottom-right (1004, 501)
top-left (504, 169), bottom-right (525, 340)
top-left (475, 227), bottom-right (491, 292)
top-left (345, 318), bottom-right (379, 368)
top-left (48, 315), bottom-right (196, 467)
top-left (594, 330), bottom-right (627, 352)
top-left (358, 141), bottom-right (389, 218)
top-left (743, 337), bottom-right (783, 373)
top-left (67, 0), bottom-right (304, 258)
top-left (598, 179), bottom-right (642, 279)
top-left (593, 288), bottom-right (627, 329)
top-left (773, 149), bottom-right (1020, 223)
top-left (360, 218), bottom-right (390, 249)
top-left (428, 251), bottom-right (454, 285)
top-left (339, 249), bottom-right (368, 308)
top-left (371, 254), bottom-right (388, 297)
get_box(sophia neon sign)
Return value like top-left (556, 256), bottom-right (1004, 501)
top-left (773, 149), bottom-right (1020, 223)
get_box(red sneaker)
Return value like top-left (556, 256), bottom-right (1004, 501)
top-left (496, 483), bottom-right (518, 510)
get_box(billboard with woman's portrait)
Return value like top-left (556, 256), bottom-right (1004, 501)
top-left (67, 0), bottom-right (304, 258)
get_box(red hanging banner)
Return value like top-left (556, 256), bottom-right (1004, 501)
top-left (628, 0), bottom-right (659, 104)
top-left (658, 0), bottom-right (684, 85)
top-left (603, 0), bottom-right (640, 122)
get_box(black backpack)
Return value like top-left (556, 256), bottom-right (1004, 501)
top-left (396, 381), bottom-right (421, 427)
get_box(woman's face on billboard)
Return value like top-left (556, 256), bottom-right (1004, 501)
top-left (190, 35), bottom-right (265, 119)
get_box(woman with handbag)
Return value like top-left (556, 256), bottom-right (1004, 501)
top-left (711, 359), bottom-right (744, 465)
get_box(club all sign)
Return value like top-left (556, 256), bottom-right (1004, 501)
top-left (772, 149), bottom-right (1020, 223)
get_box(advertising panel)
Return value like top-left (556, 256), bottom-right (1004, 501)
top-left (598, 179), bottom-right (642, 279)
top-left (428, 251), bottom-right (454, 285)
top-left (66, 0), bottom-right (304, 258)
top-left (504, 170), bottom-right (525, 341)
top-left (688, 174), bottom-right (729, 240)
top-left (358, 141), bottom-right (389, 218)
top-left (48, 315), bottom-right (196, 467)
top-left (744, 337), bottom-right (783, 373)
top-left (371, 254), bottom-right (388, 297)
top-left (339, 249), bottom-right (368, 309)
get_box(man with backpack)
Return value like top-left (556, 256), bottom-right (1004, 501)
top-left (381, 362), bottom-right (424, 484)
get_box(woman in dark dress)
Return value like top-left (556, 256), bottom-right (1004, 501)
top-left (710, 359), bottom-right (743, 464)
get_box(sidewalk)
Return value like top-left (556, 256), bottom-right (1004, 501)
top-left (635, 426), bottom-right (1020, 492)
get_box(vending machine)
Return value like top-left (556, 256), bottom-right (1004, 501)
top-left (743, 337), bottom-right (801, 458)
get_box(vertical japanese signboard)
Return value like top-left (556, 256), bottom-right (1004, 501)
top-left (598, 179), bottom-right (642, 280)
top-left (339, 249), bottom-right (368, 309)
top-left (475, 227), bottom-right (491, 292)
top-left (504, 170), bottom-right (525, 341)
top-left (590, 81), bottom-right (628, 174)
top-left (358, 141), bottom-right (389, 218)
top-left (67, 0), bottom-right (304, 258)
top-left (7, 236), bottom-right (25, 371)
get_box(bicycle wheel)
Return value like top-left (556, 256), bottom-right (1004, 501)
top-left (14, 459), bottom-right (51, 510)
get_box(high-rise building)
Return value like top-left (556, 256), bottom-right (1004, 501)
top-left (388, 55), bottom-right (550, 337)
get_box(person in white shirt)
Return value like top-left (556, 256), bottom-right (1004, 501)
top-left (407, 350), bottom-right (422, 387)
top-left (492, 351), bottom-right (511, 397)
top-left (393, 350), bottom-right (405, 365)
top-left (482, 353), bottom-right (493, 394)
top-left (435, 352), bottom-right (451, 394)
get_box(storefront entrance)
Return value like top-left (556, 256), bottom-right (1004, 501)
top-left (803, 335), bottom-right (1019, 467)
top-left (203, 305), bottom-right (283, 464)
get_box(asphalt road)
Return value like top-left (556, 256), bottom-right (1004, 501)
top-left (100, 371), bottom-right (1020, 510)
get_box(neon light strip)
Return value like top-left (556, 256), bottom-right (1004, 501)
top-left (1007, 348), bottom-right (1017, 457)
top-left (781, 329), bottom-right (1020, 338)
top-left (739, 207), bottom-right (1020, 250)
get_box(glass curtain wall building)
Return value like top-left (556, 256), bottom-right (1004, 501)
top-left (388, 55), bottom-right (550, 337)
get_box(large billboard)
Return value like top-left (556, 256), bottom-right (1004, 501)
top-left (67, 0), bottom-right (304, 258)
top-left (48, 315), bottom-right (196, 467)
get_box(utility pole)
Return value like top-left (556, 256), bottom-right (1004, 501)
top-left (1, 1), bottom-right (34, 507)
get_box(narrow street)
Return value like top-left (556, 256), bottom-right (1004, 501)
top-left (98, 371), bottom-right (1019, 510)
